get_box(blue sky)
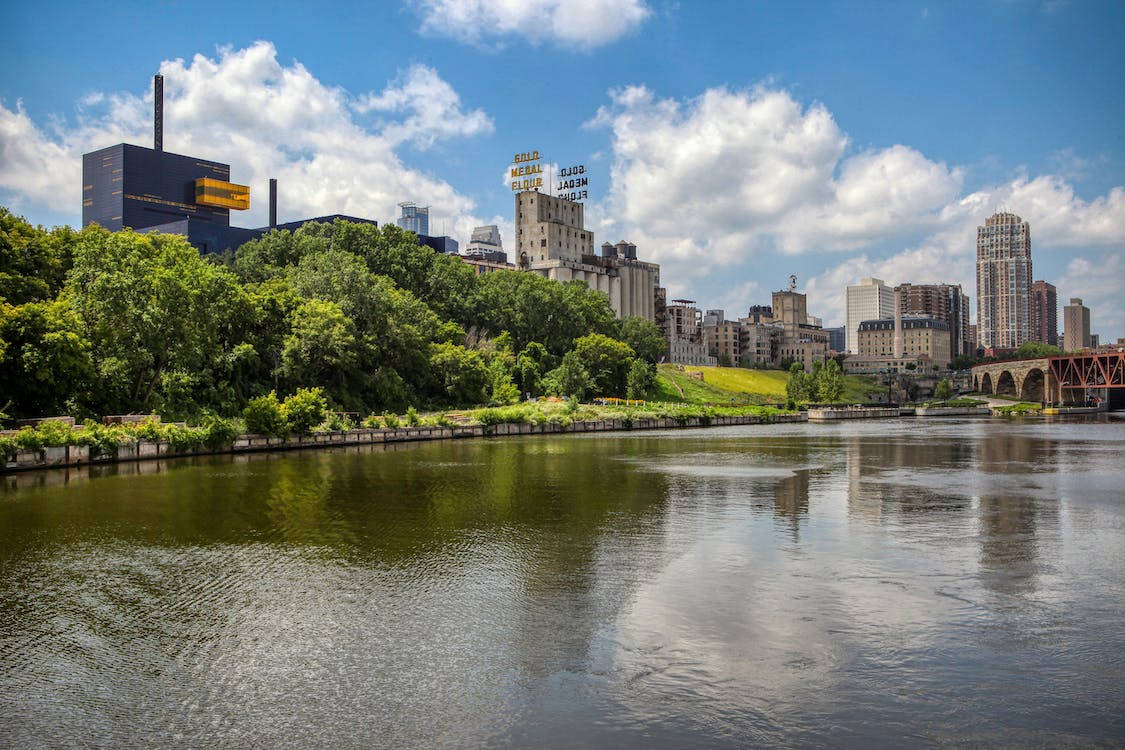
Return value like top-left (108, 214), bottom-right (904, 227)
top-left (2, 0), bottom-right (1123, 332)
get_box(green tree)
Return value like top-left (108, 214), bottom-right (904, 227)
top-left (243, 391), bottom-right (287, 436)
top-left (617, 317), bottom-right (666, 363)
top-left (814, 359), bottom-right (845, 402)
top-left (571, 333), bottom-right (636, 397)
top-left (66, 227), bottom-right (250, 414)
top-left (428, 342), bottom-right (491, 405)
top-left (0, 208), bottom-right (76, 304)
top-left (934, 378), bottom-right (954, 400)
top-left (278, 299), bottom-right (363, 404)
top-left (0, 299), bottom-right (95, 417)
top-left (544, 350), bottom-right (591, 401)
top-left (514, 342), bottom-right (553, 397)
top-left (1015, 340), bottom-right (1062, 358)
top-left (786, 361), bottom-right (812, 404)
top-left (626, 358), bottom-right (656, 399)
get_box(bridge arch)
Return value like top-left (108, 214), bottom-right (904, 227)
top-left (980, 372), bottom-right (994, 394)
top-left (995, 370), bottom-right (1017, 397)
top-left (1021, 368), bottom-right (1045, 403)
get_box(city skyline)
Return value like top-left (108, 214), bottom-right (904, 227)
top-left (1, 1), bottom-right (1123, 332)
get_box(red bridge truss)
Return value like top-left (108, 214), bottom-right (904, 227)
top-left (1049, 351), bottom-right (1125, 389)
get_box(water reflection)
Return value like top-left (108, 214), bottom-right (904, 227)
top-left (1, 420), bottom-right (1124, 747)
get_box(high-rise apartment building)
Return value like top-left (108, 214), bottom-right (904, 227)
top-left (396, 202), bottom-right (429, 235)
top-left (896, 283), bottom-right (971, 357)
top-left (1029, 280), bottom-right (1058, 347)
top-left (976, 212), bottom-right (1032, 350)
top-left (1063, 297), bottom-right (1091, 351)
top-left (845, 278), bottom-right (895, 354)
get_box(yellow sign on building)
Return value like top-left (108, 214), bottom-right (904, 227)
top-left (194, 178), bottom-right (250, 210)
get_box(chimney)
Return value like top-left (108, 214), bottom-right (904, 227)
top-left (893, 289), bottom-right (904, 359)
top-left (153, 74), bottom-right (163, 152)
top-left (269, 178), bottom-right (277, 227)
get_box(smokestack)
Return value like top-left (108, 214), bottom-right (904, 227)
top-left (269, 178), bottom-right (277, 227)
top-left (153, 74), bottom-right (163, 152)
top-left (893, 288), bottom-right (904, 359)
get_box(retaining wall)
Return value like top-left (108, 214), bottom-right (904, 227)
top-left (2, 412), bottom-right (809, 474)
top-left (807, 407), bottom-right (900, 421)
top-left (913, 406), bottom-right (991, 417)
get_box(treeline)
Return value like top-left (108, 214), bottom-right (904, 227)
top-left (0, 207), bottom-right (667, 421)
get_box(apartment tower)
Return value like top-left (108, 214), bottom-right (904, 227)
top-left (1029, 280), bottom-right (1058, 347)
top-left (976, 212), bottom-right (1032, 350)
top-left (1063, 297), bottom-right (1091, 351)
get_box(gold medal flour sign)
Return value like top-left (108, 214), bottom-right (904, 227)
top-left (555, 164), bottom-right (588, 202)
top-left (510, 151), bottom-right (543, 192)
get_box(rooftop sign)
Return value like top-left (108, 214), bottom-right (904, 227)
top-left (511, 151), bottom-right (542, 192)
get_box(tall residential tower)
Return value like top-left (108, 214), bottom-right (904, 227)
top-left (845, 278), bottom-right (894, 354)
top-left (976, 212), bottom-right (1032, 351)
top-left (1030, 280), bottom-right (1058, 347)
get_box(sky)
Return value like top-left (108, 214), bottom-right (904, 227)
top-left (1, 0), bottom-right (1123, 335)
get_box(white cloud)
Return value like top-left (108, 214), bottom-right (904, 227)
top-left (411, 0), bottom-right (650, 48)
top-left (0, 42), bottom-right (493, 233)
top-left (587, 83), bottom-right (1125, 323)
top-left (354, 63), bottom-right (493, 148)
top-left (1058, 252), bottom-right (1125, 340)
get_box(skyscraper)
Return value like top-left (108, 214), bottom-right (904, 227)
top-left (396, 202), bottom-right (430, 235)
top-left (1029, 280), bottom-right (1058, 347)
top-left (896, 283), bottom-right (972, 358)
top-left (1063, 297), bottom-right (1091, 351)
top-left (845, 278), bottom-right (894, 354)
top-left (976, 212), bottom-right (1032, 351)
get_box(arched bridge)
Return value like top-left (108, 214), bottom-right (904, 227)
top-left (972, 351), bottom-right (1125, 406)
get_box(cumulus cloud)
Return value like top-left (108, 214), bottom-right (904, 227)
top-left (354, 63), bottom-right (493, 148)
top-left (0, 41), bottom-right (492, 232)
top-left (588, 83), bottom-right (1125, 323)
top-left (1058, 252), bottom-right (1124, 340)
top-left (411, 0), bottom-right (650, 48)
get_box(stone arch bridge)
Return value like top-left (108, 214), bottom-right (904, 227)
top-left (971, 358), bottom-right (1053, 402)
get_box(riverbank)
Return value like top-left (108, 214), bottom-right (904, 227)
top-left (1, 411), bottom-right (808, 474)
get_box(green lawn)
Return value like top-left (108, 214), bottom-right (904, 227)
top-left (653, 364), bottom-right (878, 405)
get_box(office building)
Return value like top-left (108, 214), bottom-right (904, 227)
top-left (977, 212), bottom-right (1032, 350)
top-left (464, 225), bottom-right (506, 263)
top-left (825, 326), bottom-right (846, 353)
top-left (1029, 280), bottom-right (1058, 347)
top-left (396, 202), bottom-right (430, 236)
top-left (773, 289), bottom-right (830, 371)
top-left (856, 316), bottom-right (951, 366)
top-left (845, 278), bottom-right (895, 353)
top-left (896, 283), bottom-right (971, 357)
top-left (1064, 297), bottom-right (1091, 351)
top-left (514, 190), bottom-right (659, 321)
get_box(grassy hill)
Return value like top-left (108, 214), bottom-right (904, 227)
top-left (651, 364), bottom-right (879, 405)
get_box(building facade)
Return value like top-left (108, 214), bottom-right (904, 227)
top-left (514, 191), bottom-right (659, 321)
top-left (856, 316), bottom-right (951, 367)
top-left (773, 289), bottom-right (830, 372)
top-left (664, 300), bottom-right (716, 366)
top-left (396, 202), bottom-right (429, 236)
top-left (896, 282), bottom-right (971, 358)
top-left (1030, 280), bottom-right (1058, 347)
top-left (977, 212), bottom-right (1032, 350)
top-left (1063, 297), bottom-right (1091, 351)
top-left (845, 278), bottom-right (895, 354)
top-left (825, 326), bottom-right (846, 353)
top-left (464, 225), bottom-right (506, 263)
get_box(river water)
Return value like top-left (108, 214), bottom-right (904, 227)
top-left (2, 417), bottom-right (1123, 748)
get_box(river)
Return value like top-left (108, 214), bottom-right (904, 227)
top-left (2, 417), bottom-right (1123, 748)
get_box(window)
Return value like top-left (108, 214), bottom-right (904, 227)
top-left (541, 239), bottom-right (547, 247)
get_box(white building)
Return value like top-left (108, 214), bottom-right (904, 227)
top-left (845, 277), bottom-right (895, 354)
top-left (464, 224), bottom-right (505, 263)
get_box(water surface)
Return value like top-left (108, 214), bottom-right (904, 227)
top-left (2, 417), bottom-right (1123, 747)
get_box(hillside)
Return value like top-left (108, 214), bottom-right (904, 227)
top-left (652, 364), bottom-right (879, 405)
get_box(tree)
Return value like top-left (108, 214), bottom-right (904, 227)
top-left (814, 359), bottom-right (845, 402)
top-left (514, 342), bottom-right (552, 397)
top-left (786, 361), bottom-right (812, 404)
top-left (428, 342), bottom-right (490, 405)
top-left (571, 333), bottom-right (636, 398)
top-left (617, 317), bottom-right (666, 363)
top-left (243, 391), bottom-right (287, 436)
top-left (278, 298), bottom-right (364, 406)
top-left (934, 378), bottom-right (954, 400)
top-left (0, 300), bottom-right (94, 417)
top-left (1015, 341), bottom-right (1062, 358)
top-left (66, 227), bottom-right (250, 414)
top-left (0, 208), bottom-right (76, 304)
top-left (717, 352), bottom-right (732, 367)
top-left (281, 387), bottom-right (328, 435)
top-left (544, 350), bottom-right (591, 401)
top-left (626, 358), bottom-right (656, 399)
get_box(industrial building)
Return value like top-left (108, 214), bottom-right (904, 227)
top-left (664, 300), bottom-right (716, 366)
top-left (514, 190), bottom-right (660, 321)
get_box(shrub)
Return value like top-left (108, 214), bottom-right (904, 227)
top-left (199, 415), bottom-right (239, 449)
top-left (315, 411), bottom-right (355, 433)
top-left (132, 418), bottom-right (166, 442)
top-left (382, 412), bottom-right (401, 429)
top-left (361, 414), bottom-right (383, 429)
top-left (14, 427), bottom-right (45, 454)
top-left (406, 406), bottom-right (420, 427)
top-left (244, 392), bottom-right (287, 437)
top-left (73, 420), bottom-right (125, 459)
top-left (282, 388), bottom-right (327, 436)
top-left (165, 424), bottom-right (205, 453)
top-left (475, 406), bottom-right (530, 425)
top-left (0, 435), bottom-right (17, 461)
top-left (35, 420), bottom-right (76, 447)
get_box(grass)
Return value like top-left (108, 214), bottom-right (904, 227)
top-left (992, 402), bottom-right (1043, 415)
top-left (654, 364), bottom-right (880, 406)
